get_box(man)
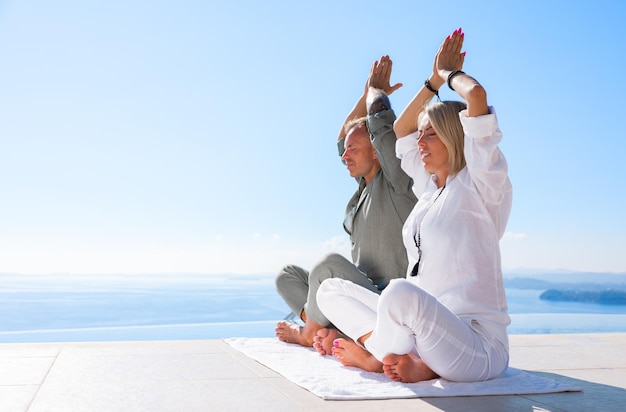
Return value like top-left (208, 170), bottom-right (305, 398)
top-left (274, 56), bottom-right (417, 347)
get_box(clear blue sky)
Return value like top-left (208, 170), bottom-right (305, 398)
top-left (1, 0), bottom-right (625, 275)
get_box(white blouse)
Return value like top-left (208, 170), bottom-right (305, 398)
top-left (395, 107), bottom-right (512, 345)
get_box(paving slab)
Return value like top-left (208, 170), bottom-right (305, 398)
top-left (0, 333), bottom-right (624, 412)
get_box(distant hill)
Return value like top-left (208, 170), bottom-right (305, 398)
top-left (504, 271), bottom-right (626, 291)
top-left (504, 270), bottom-right (626, 305)
top-left (504, 270), bottom-right (626, 283)
top-left (540, 289), bottom-right (626, 305)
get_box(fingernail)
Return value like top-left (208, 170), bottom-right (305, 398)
top-left (462, 51), bottom-right (466, 57)
top-left (333, 340), bottom-right (339, 347)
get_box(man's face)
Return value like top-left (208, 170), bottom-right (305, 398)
top-left (341, 124), bottom-right (380, 184)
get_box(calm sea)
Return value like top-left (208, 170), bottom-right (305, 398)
top-left (1, 273), bottom-right (625, 343)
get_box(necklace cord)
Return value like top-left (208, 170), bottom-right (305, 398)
top-left (411, 184), bottom-right (446, 277)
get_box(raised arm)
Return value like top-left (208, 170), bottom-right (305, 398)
top-left (394, 28), bottom-right (465, 138)
top-left (337, 55), bottom-right (403, 140)
top-left (437, 28), bottom-right (488, 117)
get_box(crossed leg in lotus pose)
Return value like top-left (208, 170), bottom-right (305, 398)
top-left (329, 331), bottom-right (439, 382)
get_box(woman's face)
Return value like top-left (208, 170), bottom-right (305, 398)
top-left (417, 116), bottom-right (449, 178)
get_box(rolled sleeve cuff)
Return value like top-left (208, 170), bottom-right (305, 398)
top-left (395, 131), bottom-right (419, 159)
top-left (367, 109), bottom-right (396, 140)
top-left (459, 106), bottom-right (499, 139)
top-left (337, 137), bottom-right (345, 157)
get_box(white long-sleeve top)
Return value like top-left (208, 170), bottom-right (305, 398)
top-left (395, 107), bottom-right (512, 346)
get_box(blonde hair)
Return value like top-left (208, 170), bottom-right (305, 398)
top-left (421, 101), bottom-right (467, 177)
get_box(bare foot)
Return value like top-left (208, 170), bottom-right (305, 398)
top-left (275, 318), bottom-right (324, 347)
top-left (275, 321), bottom-right (304, 344)
top-left (382, 353), bottom-right (439, 383)
top-left (313, 327), bottom-right (346, 356)
top-left (332, 338), bottom-right (383, 373)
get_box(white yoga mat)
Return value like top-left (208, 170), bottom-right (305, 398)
top-left (225, 337), bottom-right (582, 400)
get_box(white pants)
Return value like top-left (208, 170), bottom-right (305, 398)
top-left (317, 278), bottom-right (509, 382)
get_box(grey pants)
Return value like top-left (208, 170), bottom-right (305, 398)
top-left (274, 253), bottom-right (381, 325)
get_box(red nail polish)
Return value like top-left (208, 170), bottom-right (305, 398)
top-left (333, 340), bottom-right (339, 347)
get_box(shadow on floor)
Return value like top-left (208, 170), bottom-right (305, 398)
top-left (419, 370), bottom-right (625, 412)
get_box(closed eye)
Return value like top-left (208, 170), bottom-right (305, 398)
top-left (417, 127), bottom-right (437, 141)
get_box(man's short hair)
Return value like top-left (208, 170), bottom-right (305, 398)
top-left (343, 116), bottom-right (369, 136)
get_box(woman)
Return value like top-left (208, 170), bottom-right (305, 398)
top-left (315, 28), bottom-right (512, 383)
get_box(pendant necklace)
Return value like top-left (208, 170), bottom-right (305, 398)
top-left (410, 183), bottom-right (446, 277)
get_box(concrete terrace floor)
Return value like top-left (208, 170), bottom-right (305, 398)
top-left (1, 333), bottom-right (625, 412)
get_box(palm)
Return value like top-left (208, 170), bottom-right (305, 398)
top-left (435, 29), bottom-right (465, 76)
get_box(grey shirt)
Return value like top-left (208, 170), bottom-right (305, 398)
top-left (338, 109), bottom-right (417, 290)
